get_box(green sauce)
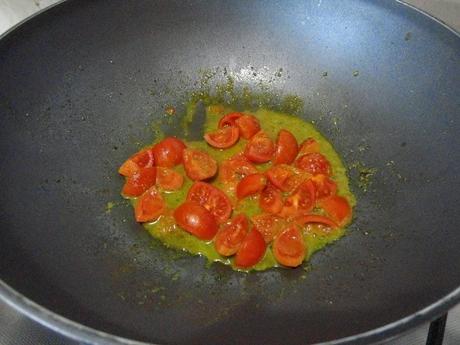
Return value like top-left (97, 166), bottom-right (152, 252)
top-left (129, 105), bottom-right (355, 271)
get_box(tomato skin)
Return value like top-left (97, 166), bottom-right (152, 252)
top-left (317, 196), bottom-right (351, 226)
top-left (298, 138), bottom-right (320, 156)
top-left (153, 137), bottom-right (186, 168)
top-left (311, 174), bottom-right (337, 199)
top-left (273, 226), bottom-right (306, 267)
top-left (218, 112), bottom-right (243, 128)
top-left (244, 131), bottom-right (275, 163)
top-left (273, 129), bottom-right (298, 165)
top-left (235, 229), bottom-right (267, 268)
top-left (119, 147), bottom-right (155, 177)
top-left (135, 186), bottom-right (166, 222)
top-left (259, 183), bottom-right (283, 214)
top-left (219, 153), bottom-right (258, 184)
top-left (280, 179), bottom-right (316, 218)
top-left (235, 115), bottom-right (261, 139)
top-left (295, 152), bottom-right (331, 175)
top-left (156, 167), bottom-right (184, 191)
top-left (204, 126), bottom-right (240, 149)
top-left (236, 173), bottom-right (266, 199)
top-left (183, 148), bottom-right (218, 181)
top-left (187, 182), bottom-right (232, 223)
top-left (294, 214), bottom-right (338, 228)
top-left (252, 213), bottom-right (287, 243)
top-left (214, 214), bottom-right (249, 256)
top-left (173, 202), bottom-right (218, 240)
top-left (122, 166), bottom-right (157, 197)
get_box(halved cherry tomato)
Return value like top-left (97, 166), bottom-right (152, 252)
top-left (252, 213), bottom-right (287, 243)
top-left (173, 202), bottom-right (218, 240)
top-left (259, 183), bottom-right (283, 214)
top-left (266, 164), bottom-right (293, 190)
top-left (280, 179), bottom-right (316, 218)
top-left (235, 229), bottom-right (266, 268)
top-left (311, 174), bottom-right (337, 199)
top-left (317, 196), bottom-right (352, 226)
top-left (156, 167), bottom-right (184, 191)
top-left (244, 131), bottom-right (275, 163)
top-left (122, 166), bottom-right (157, 197)
top-left (218, 112), bottom-right (243, 128)
top-left (187, 182), bottom-right (232, 223)
top-left (273, 226), bottom-right (306, 267)
top-left (235, 115), bottom-right (261, 139)
top-left (183, 148), bottom-right (217, 181)
top-left (273, 129), bottom-right (298, 165)
top-left (294, 214), bottom-right (338, 228)
top-left (295, 152), bottom-right (331, 175)
top-left (214, 214), bottom-right (249, 256)
top-left (153, 137), bottom-right (186, 167)
top-left (282, 171), bottom-right (311, 193)
top-left (236, 173), bottom-right (266, 199)
top-left (119, 147), bottom-right (155, 177)
top-left (204, 126), bottom-right (240, 149)
top-left (298, 138), bottom-right (320, 156)
top-left (134, 186), bottom-right (166, 222)
top-left (219, 153), bottom-right (258, 184)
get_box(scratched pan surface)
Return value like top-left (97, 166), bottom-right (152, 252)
top-left (0, 0), bottom-right (459, 344)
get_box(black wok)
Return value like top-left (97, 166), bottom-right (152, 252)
top-left (0, 0), bottom-right (459, 344)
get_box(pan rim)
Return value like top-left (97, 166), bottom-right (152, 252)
top-left (0, 0), bottom-right (459, 344)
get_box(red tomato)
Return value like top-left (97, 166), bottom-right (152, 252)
top-left (183, 148), bottom-right (217, 181)
top-left (273, 129), bottom-right (298, 165)
top-left (282, 172), bottom-right (311, 194)
top-left (273, 226), bottom-right (306, 267)
top-left (187, 182), bottom-right (232, 223)
top-left (295, 152), bottom-right (331, 175)
top-left (219, 153), bottom-right (258, 184)
top-left (235, 115), bottom-right (261, 139)
top-left (122, 166), bottom-right (157, 197)
top-left (218, 112), bottom-right (243, 128)
top-left (280, 179), bottom-right (316, 218)
top-left (156, 167), bottom-right (184, 191)
top-left (298, 138), bottom-right (320, 156)
top-left (118, 147), bottom-right (155, 177)
top-left (236, 173), bottom-right (266, 199)
top-left (173, 202), bottom-right (218, 240)
top-left (234, 229), bottom-right (266, 268)
top-left (134, 186), bottom-right (166, 222)
top-left (259, 183), bottom-right (283, 214)
top-left (204, 126), bottom-right (240, 149)
top-left (244, 131), bottom-right (275, 163)
top-left (266, 164), bottom-right (293, 190)
top-left (252, 213), bottom-right (287, 243)
top-left (214, 214), bottom-right (249, 256)
top-left (153, 137), bottom-right (186, 168)
top-left (317, 196), bottom-right (352, 226)
top-left (311, 174), bottom-right (337, 199)
top-left (294, 214), bottom-right (338, 228)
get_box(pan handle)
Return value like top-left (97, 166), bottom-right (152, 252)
top-left (426, 313), bottom-right (448, 345)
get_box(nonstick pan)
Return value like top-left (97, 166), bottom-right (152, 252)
top-left (0, 0), bottom-right (459, 344)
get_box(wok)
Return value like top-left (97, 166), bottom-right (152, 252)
top-left (0, 0), bottom-right (459, 344)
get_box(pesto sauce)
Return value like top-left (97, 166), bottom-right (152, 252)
top-left (130, 105), bottom-right (356, 271)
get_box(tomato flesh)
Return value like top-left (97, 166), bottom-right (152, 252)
top-left (187, 182), bottom-right (232, 223)
top-left (236, 173), bottom-right (266, 199)
top-left (235, 229), bottom-right (266, 268)
top-left (153, 137), bottom-right (186, 168)
top-left (298, 138), bottom-right (320, 155)
top-left (252, 213), bottom-right (287, 243)
top-left (173, 202), bottom-right (218, 240)
top-left (244, 131), bottom-right (275, 163)
top-left (295, 152), bottom-right (331, 175)
top-left (219, 153), bottom-right (258, 184)
top-left (135, 186), bottom-right (166, 222)
top-left (119, 147), bottom-right (155, 177)
top-left (183, 148), bottom-right (217, 181)
top-left (235, 115), bottom-right (261, 139)
top-left (204, 126), bottom-right (240, 149)
top-left (273, 129), bottom-right (298, 165)
top-left (218, 112), bottom-right (243, 128)
top-left (259, 183), bottom-right (283, 214)
top-left (280, 179), bottom-right (316, 218)
top-left (122, 166), bottom-right (157, 197)
top-left (156, 167), bottom-right (184, 191)
top-left (311, 174), bottom-right (337, 199)
top-left (317, 196), bottom-right (351, 226)
top-left (214, 214), bottom-right (249, 256)
top-left (273, 226), bottom-right (306, 267)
